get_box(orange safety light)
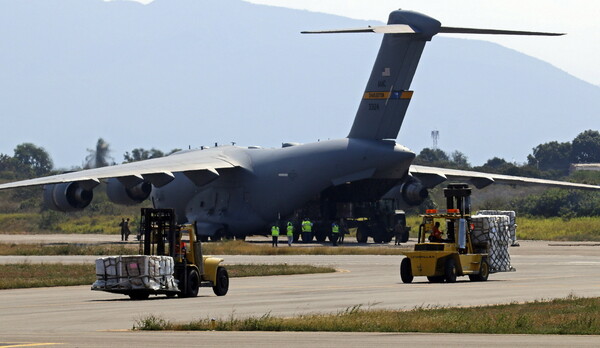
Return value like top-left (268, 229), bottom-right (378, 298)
top-left (425, 209), bottom-right (437, 214)
top-left (447, 209), bottom-right (460, 213)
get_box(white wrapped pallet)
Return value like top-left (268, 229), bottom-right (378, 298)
top-left (92, 255), bottom-right (178, 292)
top-left (477, 210), bottom-right (518, 245)
top-left (471, 215), bottom-right (513, 273)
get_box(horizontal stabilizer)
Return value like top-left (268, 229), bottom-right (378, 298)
top-left (302, 24), bottom-right (416, 35)
top-left (302, 26), bottom-right (564, 37)
top-left (439, 26), bottom-right (564, 36)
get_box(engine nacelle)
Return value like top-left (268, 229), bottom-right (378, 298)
top-left (400, 180), bottom-right (429, 206)
top-left (43, 182), bottom-right (94, 212)
top-left (106, 178), bottom-right (152, 205)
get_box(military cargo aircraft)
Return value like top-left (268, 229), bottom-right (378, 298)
top-left (0, 10), bottom-right (597, 241)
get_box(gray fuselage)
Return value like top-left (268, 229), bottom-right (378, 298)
top-left (151, 138), bottom-right (414, 236)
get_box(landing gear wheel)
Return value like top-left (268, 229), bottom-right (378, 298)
top-left (180, 268), bottom-right (200, 298)
top-left (235, 235), bottom-right (246, 241)
top-left (469, 259), bottom-right (490, 282)
top-left (212, 266), bottom-right (229, 296)
top-left (427, 276), bottom-right (445, 283)
top-left (316, 233), bottom-right (327, 242)
top-left (129, 291), bottom-right (150, 300)
top-left (400, 258), bottom-right (413, 283)
top-left (356, 225), bottom-right (369, 243)
top-left (444, 258), bottom-right (457, 283)
top-left (301, 232), bottom-right (314, 242)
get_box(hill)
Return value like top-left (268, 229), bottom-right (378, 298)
top-left (0, 0), bottom-right (598, 167)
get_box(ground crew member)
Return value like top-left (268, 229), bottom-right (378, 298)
top-left (119, 218), bottom-right (127, 241)
top-left (301, 218), bottom-right (313, 242)
top-left (286, 221), bottom-right (294, 246)
top-left (271, 223), bottom-right (280, 247)
top-left (331, 221), bottom-right (340, 246)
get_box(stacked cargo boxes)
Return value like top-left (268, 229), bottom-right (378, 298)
top-left (92, 255), bottom-right (178, 292)
top-left (471, 214), bottom-right (514, 273)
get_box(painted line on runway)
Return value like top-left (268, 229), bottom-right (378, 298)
top-left (0, 343), bottom-right (62, 347)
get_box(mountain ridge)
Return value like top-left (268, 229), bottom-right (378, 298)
top-left (0, 0), bottom-right (597, 168)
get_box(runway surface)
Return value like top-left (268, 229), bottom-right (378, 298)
top-left (1, 237), bottom-right (599, 346)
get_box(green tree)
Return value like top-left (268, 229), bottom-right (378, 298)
top-left (85, 138), bottom-right (113, 169)
top-left (123, 148), bottom-right (165, 163)
top-left (527, 141), bottom-right (572, 173)
top-left (414, 148), bottom-right (449, 166)
top-left (449, 151), bottom-right (470, 169)
top-left (13, 143), bottom-right (53, 176)
top-left (571, 130), bottom-right (600, 163)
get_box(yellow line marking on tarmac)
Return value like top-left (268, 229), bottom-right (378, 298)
top-left (0, 343), bottom-right (62, 348)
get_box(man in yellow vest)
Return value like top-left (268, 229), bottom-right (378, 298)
top-left (331, 221), bottom-right (340, 246)
top-left (286, 221), bottom-right (294, 247)
top-left (271, 223), bottom-right (280, 247)
top-left (301, 218), bottom-right (313, 243)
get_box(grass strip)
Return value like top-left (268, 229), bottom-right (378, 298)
top-left (0, 263), bottom-right (96, 289)
top-left (134, 296), bottom-right (600, 335)
top-left (0, 243), bottom-right (138, 256)
top-left (225, 264), bottom-right (335, 277)
top-left (0, 241), bottom-right (408, 256)
top-left (202, 240), bottom-right (407, 255)
top-left (0, 263), bottom-right (335, 290)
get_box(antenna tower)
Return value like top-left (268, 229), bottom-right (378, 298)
top-left (431, 130), bottom-right (439, 150)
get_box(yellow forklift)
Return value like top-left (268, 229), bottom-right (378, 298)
top-left (400, 184), bottom-right (489, 283)
top-left (138, 208), bottom-right (229, 298)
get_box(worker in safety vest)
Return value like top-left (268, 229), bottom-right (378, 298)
top-left (301, 219), bottom-right (312, 232)
top-left (331, 222), bottom-right (340, 246)
top-left (271, 223), bottom-right (280, 247)
top-left (286, 221), bottom-right (294, 247)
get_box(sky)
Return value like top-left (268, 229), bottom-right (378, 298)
top-left (231, 0), bottom-right (600, 87)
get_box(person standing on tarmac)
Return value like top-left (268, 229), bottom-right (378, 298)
top-left (119, 218), bottom-right (126, 241)
top-left (271, 223), bottom-right (280, 247)
top-left (301, 218), bottom-right (313, 242)
top-left (286, 221), bottom-right (294, 247)
top-left (331, 221), bottom-right (340, 246)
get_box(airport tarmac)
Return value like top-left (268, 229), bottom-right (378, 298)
top-left (1, 237), bottom-right (599, 346)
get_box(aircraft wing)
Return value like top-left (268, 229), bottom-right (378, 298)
top-left (409, 165), bottom-right (600, 190)
top-left (0, 148), bottom-right (241, 190)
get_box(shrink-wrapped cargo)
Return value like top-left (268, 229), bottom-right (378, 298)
top-left (477, 210), bottom-right (518, 245)
top-left (471, 215), bottom-right (513, 272)
top-left (92, 255), bottom-right (178, 292)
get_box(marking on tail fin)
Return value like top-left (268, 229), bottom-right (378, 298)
top-left (363, 90), bottom-right (413, 100)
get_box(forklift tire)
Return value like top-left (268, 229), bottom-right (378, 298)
top-left (427, 276), bottom-right (445, 283)
top-left (129, 292), bottom-right (150, 300)
top-left (469, 259), bottom-right (490, 282)
top-left (182, 268), bottom-right (200, 297)
top-left (400, 258), bottom-right (413, 283)
top-left (444, 258), bottom-right (457, 283)
top-left (212, 266), bottom-right (229, 296)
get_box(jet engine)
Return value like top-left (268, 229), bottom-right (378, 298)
top-left (43, 182), bottom-right (94, 212)
top-left (106, 178), bottom-right (152, 205)
top-left (400, 179), bottom-right (429, 206)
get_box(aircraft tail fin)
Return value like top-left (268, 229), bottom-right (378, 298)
top-left (303, 10), bottom-right (564, 141)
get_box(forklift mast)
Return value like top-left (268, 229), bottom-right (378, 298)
top-left (443, 183), bottom-right (472, 242)
top-left (139, 208), bottom-right (177, 257)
